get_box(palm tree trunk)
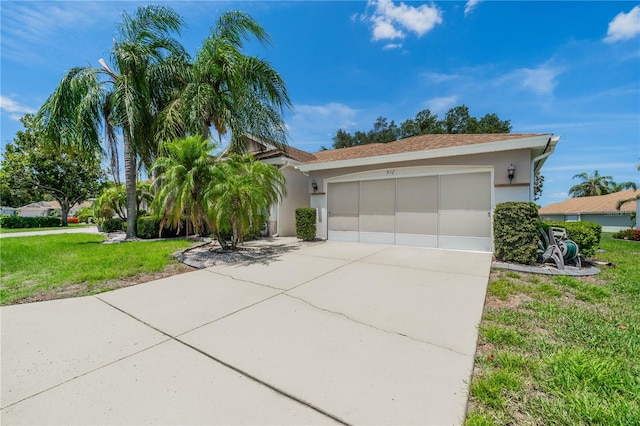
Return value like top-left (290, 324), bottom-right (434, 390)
top-left (123, 132), bottom-right (137, 238)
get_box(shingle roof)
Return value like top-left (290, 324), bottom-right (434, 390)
top-left (250, 144), bottom-right (317, 163)
top-left (305, 133), bottom-right (545, 164)
top-left (539, 189), bottom-right (639, 214)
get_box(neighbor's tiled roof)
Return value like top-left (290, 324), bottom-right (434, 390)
top-left (539, 189), bottom-right (639, 214)
top-left (305, 133), bottom-right (545, 164)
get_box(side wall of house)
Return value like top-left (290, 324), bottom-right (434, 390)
top-left (278, 166), bottom-right (310, 237)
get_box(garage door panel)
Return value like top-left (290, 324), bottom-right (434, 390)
top-left (439, 211), bottom-right (491, 238)
top-left (360, 213), bottom-right (394, 233)
top-left (328, 230), bottom-right (359, 242)
top-left (329, 182), bottom-right (359, 214)
top-left (440, 173), bottom-right (491, 211)
top-left (359, 232), bottom-right (395, 244)
top-left (395, 234), bottom-right (438, 248)
top-left (395, 212), bottom-right (437, 235)
top-left (397, 176), bottom-right (438, 212)
top-left (328, 213), bottom-right (359, 232)
top-left (439, 236), bottom-right (492, 252)
top-left (360, 179), bottom-right (395, 213)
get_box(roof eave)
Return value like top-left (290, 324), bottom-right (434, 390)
top-left (297, 134), bottom-right (553, 172)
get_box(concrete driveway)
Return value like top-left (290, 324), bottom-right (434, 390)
top-left (1, 241), bottom-right (492, 425)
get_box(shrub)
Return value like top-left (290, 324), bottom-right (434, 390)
top-left (99, 218), bottom-right (124, 233)
top-left (136, 216), bottom-right (189, 239)
top-left (494, 202), bottom-right (539, 265)
top-left (541, 221), bottom-right (602, 257)
top-left (0, 215), bottom-right (60, 229)
top-left (74, 206), bottom-right (93, 223)
top-left (613, 229), bottom-right (640, 241)
top-left (295, 207), bottom-right (317, 241)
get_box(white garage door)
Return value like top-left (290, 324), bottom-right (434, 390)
top-left (327, 172), bottom-right (492, 251)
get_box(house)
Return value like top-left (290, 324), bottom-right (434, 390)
top-left (245, 133), bottom-right (560, 252)
top-left (539, 189), bottom-right (639, 232)
top-left (17, 201), bottom-right (58, 217)
top-left (17, 200), bottom-right (93, 218)
top-left (0, 206), bottom-right (18, 216)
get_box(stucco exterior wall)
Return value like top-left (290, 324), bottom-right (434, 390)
top-left (277, 166), bottom-right (310, 236)
top-left (307, 149), bottom-right (532, 191)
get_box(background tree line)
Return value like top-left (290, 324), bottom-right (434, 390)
top-left (328, 105), bottom-right (511, 149)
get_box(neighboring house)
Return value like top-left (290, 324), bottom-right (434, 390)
top-left (539, 189), bottom-right (639, 232)
top-left (17, 200), bottom-right (93, 217)
top-left (0, 207), bottom-right (18, 216)
top-left (17, 201), bottom-right (58, 217)
top-left (246, 133), bottom-right (559, 252)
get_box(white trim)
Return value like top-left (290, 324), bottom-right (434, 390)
top-left (298, 134), bottom-right (553, 172)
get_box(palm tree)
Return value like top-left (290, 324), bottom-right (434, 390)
top-left (38, 5), bottom-right (186, 238)
top-left (156, 11), bottom-right (291, 153)
top-left (151, 136), bottom-right (217, 237)
top-left (569, 170), bottom-right (615, 197)
top-left (611, 181), bottom-right (638, 192)
top-left (207, 154), bottom-right (286, 249)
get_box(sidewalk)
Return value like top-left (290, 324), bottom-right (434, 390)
top-left (0, 226), bottom-right (100, 238)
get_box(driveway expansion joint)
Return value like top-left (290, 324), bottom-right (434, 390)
top-left (282, 293), bottom-right (470, 357)
top-left (95, 295), bottom-right (349, 424)
top-left (204, 268), bottom-right (285, 291)
top-left (0, 339), bottom-right (171, 411)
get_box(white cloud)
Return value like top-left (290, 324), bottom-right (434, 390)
top-left (373, 18), bottom-right (405, 40)
top-left (501, 64), bottom-right (562, 96)
top-left (604, 5), bottom-right (640, 42)
top-left (0, 96), bottom-right (36, 120)
top-left (366, 0), bottom-right (442, 42)
top-left (464, 0), bottom-right (481, 16)
top-left (422, 72), bottom-right (460, 83)
top-left (425, 96), bottom-right (458, 113)
top-left (548, 192), bottom-right (569, 200)
top-left (1, 2), bottom-right (120, 64)
top-left (383, 43), bottom-right (403, 50)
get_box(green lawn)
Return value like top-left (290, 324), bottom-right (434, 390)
top-left (466, 234), bottom-right (640, 425)
top-left (0, 233), bottom-right (194, 305)
top-left (0, 223), bottom-right (94, 234)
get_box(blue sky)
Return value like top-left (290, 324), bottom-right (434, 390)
top-left (1, 1), bottom-right (639, 206)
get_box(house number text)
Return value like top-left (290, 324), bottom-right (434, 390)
top-left (386, 169), bottom-right (395, 175)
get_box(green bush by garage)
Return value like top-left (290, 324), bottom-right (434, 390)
top-left (295, 207), bottom-right (316, 241)
top-left (493, 202), bottom-right (540, 265)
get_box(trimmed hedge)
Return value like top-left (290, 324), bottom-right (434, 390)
top-left (540, 220), bottom-right (602, 257)
top-left (0, 215), bottom-right (60, 229)
top-left (295, 207), bottom-right (317, 241)
top-left (494, 202), bottom-right (540, 265)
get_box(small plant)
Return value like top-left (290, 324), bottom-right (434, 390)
top-left (295, 207), bottom-right (317, 241)
top-left (613, 229), bottom-right (640, 241)
top-left (74, 206), bottom-right (93, 223)
top-left (540, 221), bottom-right (602, 256)
top-left (99, 218), bottom-right (124, 233)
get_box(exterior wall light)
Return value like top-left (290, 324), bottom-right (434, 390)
top-left (507, 164), bottom-right (516, 183)
top-left (311, 181), bottom-right (318, 192)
